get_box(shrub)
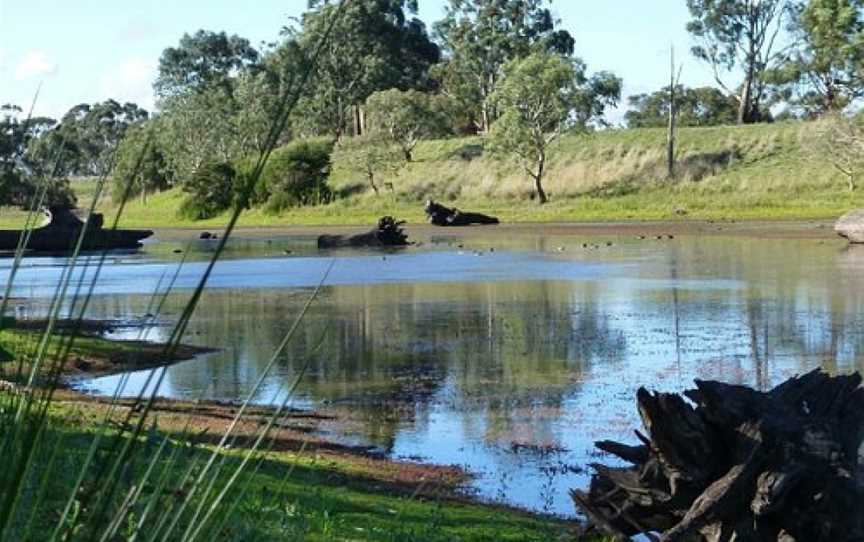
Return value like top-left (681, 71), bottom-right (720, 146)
top-left (178, 161), bottom-right (237, 220)
top-left (256, 138), bottom-right (333, 213)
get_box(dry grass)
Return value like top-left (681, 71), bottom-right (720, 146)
top-left (1, 120), bottom-right (860, 229)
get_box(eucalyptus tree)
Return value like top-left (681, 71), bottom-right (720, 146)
top-left (489, 52), bottom-right (620, 204)
top-left (625, 85), bottom-right (739, 127)
top-left (686, 0), bottom-right (791, 124)
top-left (771, 0), bottom-right (864, 115)
top-left (285, 0), bottom-right (440, 139)
top-left (365, 89), bottom-right (448, 161)
top-left (433, 0), bottom-right (575, 133)
top-left (331, 134), bottom-right (403, 195)
top-left (155, 30), bottom-right (260, 98)
top-left (26, 100), bottom-right (148, 178)
top-left (110, 122), bottom-right (172, 203)
top-left (0, 104), bottom-right (79, 208)
top-left (0, 104), bottom-right (58, 206)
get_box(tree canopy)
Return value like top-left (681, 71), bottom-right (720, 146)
top-left (686, 0), bottom-right (791, 124)
top-left (434, 0), bottom-right (576, 132)
top-left (625, 85), bottom-right (739, 128)
top-left (155, 30), bottom-right (260, 97)
top-left (770, 0), bottom-right (864, 115)
top-left (284, 0), bottom-right (441, 139)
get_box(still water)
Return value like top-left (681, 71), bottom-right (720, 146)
top-left (4, 228), bottom-right (864, 516)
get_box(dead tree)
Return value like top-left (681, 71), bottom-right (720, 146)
top-left (572, 369), bottom-right (864, 541)
top-left (667, 46), bottom-right (683, 180)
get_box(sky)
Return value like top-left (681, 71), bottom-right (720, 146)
top-left (0, 0), bottom-right (721, 125)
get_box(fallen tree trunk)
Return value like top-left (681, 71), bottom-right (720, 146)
top-left (317, 216), bottom-right (409, 249)
top-left (572, 369), bottom-right (864, 541)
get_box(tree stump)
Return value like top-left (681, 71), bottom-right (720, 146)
top-left (571, 369), bottom-right (864, 541)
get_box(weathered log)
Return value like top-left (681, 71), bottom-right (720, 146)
top-left (572, 369), bottom-right (864, 541)
top-left (0, 206), bottom-right (152, 252)
top-left (317, 216), bottom-right (409, 248)
top-left (424, 200), bottom-right (499, 226)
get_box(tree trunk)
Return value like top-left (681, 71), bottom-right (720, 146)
top-left (367, 170), bottom-right (379, 195)
top-left (737, 77), bottom-right (753, 125)
top-left (480, 106), bottom-right (490, 134)
top-left (534, 154), bottom-right (547, 204)
top-left (667, 47), bottom-right (677, 179)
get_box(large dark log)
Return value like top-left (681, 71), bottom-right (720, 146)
top-left (572, 369), bottom-right (864, 541)
top-left (424, 200), bottom-right (499, 226)
top-left (0, 206), bottom-right (152, 253)
top-left (317, 216), bottom-right (409, 248)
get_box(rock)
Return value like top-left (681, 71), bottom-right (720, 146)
top-left (835, 209), bottom-right (864, 243)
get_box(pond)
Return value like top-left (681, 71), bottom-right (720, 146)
top-left (4, 224), bottom-right (864, 517)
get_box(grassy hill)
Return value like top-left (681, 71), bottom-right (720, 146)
top-left (2, 120), bottom-right (860, 229)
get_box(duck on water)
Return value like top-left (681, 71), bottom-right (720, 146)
top-left (0, 206), bottom-right (153, 253)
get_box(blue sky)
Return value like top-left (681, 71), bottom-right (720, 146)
top-left (1, 1), bottom-right (720, 124)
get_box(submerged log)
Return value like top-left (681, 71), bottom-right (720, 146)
top-left (572, 369), bottom-right (864, 541)
top-left (0, 206), bottom-right (152, 252)
top-left (317, 216), bottom-right (409, 248)
top-left (424, 200), bottom-right (499, 226)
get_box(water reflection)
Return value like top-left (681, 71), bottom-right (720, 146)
top-left (4, 234), bottom-right (864, 515)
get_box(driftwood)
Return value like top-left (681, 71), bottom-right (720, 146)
top-left (424, 200), bottom-right (499, 226)
top-left (0, 206), bottom-right (152, 252)
top-left (317, 216), bottom-right (409, 248)
top-left (572, 369), bottom-right (864, 541)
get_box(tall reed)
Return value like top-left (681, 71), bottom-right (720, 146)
top-left (0, 2), bottom-right (351, 540)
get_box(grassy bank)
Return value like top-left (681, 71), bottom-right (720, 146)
top-left (17, 399), bottom-right (574, 541)
top-left (3, 121), bottom-right (859, 229)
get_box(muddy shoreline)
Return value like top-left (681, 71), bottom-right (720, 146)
top-left (1, 321), bottom-right (521, 516)
top-left (150, 219), bottom-right (838, 243)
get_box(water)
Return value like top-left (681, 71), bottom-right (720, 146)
top-left (4, 228), bottom-right (864, 516)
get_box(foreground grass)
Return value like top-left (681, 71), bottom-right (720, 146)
top-left (0, 328), bottom-right (587, 541)
top-left (11, 401), bottom-right (573, 542)
top-left (0, 121), bottom-right (860, 229)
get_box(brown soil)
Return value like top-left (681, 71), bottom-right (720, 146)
top-left (49, 389), bottom-right (469, 500)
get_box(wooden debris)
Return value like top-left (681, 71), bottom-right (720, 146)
top-left (572, 369), bottom-right (864, 541)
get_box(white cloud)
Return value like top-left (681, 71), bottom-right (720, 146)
top-left (14, 50), bottom-right (58, 81)
top-left (97, 57), bottom-right (157, 111)
top-left (115, 18), bottom-right (161, 44)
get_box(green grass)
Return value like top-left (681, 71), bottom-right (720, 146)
top-left (5, 121), bottom-right (854, 230)
top-left (11, 398), bottom-right (577, 542)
